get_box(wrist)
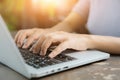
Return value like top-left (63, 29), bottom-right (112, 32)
top-left (85, 35), bottom-right (96, 50)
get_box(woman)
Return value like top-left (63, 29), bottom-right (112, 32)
top-left (15, 0), bottom-right (120, 58)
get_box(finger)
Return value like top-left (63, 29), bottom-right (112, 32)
top-left (22, 35), bottom-right (36, 49)
top-left (14, 31), bottom-right (21, 44)
top-left (49, 42), bottom-right (68, 58)
top-left (31, 35), bottom-right (45, 54)
top-left (41, 38), bottom-right (54, 56)
top-left (19, 32), bottom-right (28, 47)
top-left (16, 31), bottom-right (24, 47)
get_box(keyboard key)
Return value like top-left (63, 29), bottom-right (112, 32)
top-left (19, 48), bottom-right (76, 69)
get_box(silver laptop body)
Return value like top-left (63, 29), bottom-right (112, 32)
top-left (0, 16), bottom-right (110, 79)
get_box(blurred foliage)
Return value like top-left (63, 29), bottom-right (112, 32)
top-left (0, 0), bottom-right (78, 31)
top-left (0, 0), bottom-right (24, 31)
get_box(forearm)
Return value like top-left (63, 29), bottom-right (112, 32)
top-left (49, 21), bottom-right (75, 33)
top-left (50, 12), bottom-right (89, 33)
top-left (90, 35), bottom-right (120, 54)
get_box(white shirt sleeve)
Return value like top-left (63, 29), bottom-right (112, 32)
top-left (72, 0), bottom-right (90, 19)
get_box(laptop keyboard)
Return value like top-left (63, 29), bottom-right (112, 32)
top-left (19, 48), bottom-right (76, 69)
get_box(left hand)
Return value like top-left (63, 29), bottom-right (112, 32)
top-left (31, 31), bottom-right (93, 58)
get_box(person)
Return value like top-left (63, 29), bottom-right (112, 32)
top-left (15, 0), bottom-right (120, 58)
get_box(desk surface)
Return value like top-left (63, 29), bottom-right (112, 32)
top-left (0, 32), bottom-right (120, 80)
top-left (0, 56), bottom-right (120, 80)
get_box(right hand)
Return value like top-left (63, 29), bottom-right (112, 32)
top-left (14, 28), bottom-right (51, 48)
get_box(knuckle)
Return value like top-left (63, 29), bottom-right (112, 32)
top-left (30, 35), bottom-right (36, 39)
top-left (45, 34), bottom-right (52, 39)
top-left (48, 36), bottom-right (53, 39)
top-left (58, 31), bottom-right (64, 33)
top-left (18, 30), bottom-right (23, 33)
top-left (24, 42), bottom-right (29, 46)
top-left (20, 30), bottom-right (26, 33)
top-left (56, 31), bottom-right (64, 34)
top-left (43, 34), bottom-right (47, 38)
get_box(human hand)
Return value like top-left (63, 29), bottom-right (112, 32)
top-left (14, 28), bottom-right (52, 48)
top-left (31, 31), bottom-right (93, 58)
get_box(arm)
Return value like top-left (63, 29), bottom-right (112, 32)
top-left (15, 12), bottom-right (88, 48)
top-left (51, 0), bottom-right (90, 34)
top-left (50, 12), bottom-right (89, 34)
top-left (44, 33), bottom-right (120, 58)
top-left (15, 0), bottom-right (90, 48)
top-left (32, 31), bottom-right (120, 58)
top-left (90, 35), bottom-right (120, 54)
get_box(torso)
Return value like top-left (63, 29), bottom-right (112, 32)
top-left (87, 0), bottom-right (120, 37)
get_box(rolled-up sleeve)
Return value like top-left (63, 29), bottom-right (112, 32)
top-left (72, 0), bottom-right (90, 19)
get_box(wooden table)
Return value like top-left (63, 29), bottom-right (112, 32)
top-left (0, 56), bottom-right (120, 80)
top-left (0, 32), bottom-right (120, 80)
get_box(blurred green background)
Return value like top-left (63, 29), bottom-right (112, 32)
top-left (0, 0), bottom-right (78, 31)
top-left (0, 0), bottom-right (23, 31)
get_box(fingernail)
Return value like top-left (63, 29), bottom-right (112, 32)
top-left (40, 51), bottom-right (43, 55)
top-left (49, 53), bottom-right (54, 58)
top-left (17, 44), bottom-right (21, 47)
top-left (22, 44), bottom-right (27, 49)
top-left (49, 55), bottom-right (53, 58)
top-left (29, 48), bottom-right (33, 52)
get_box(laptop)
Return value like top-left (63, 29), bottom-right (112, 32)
top-left (0, 15), bottom-right (110, 79)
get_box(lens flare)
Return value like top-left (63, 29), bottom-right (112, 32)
top-left (31, 0), bottom-right (65, 18)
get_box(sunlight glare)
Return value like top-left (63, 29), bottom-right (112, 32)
top-left (31, 0), bottom-right (65, 17)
